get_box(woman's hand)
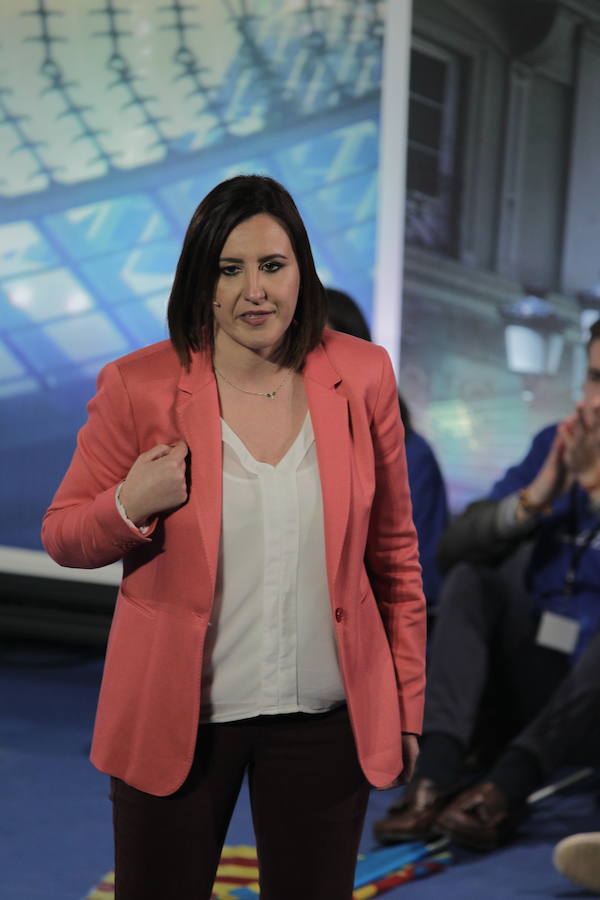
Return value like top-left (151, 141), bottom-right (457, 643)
top-left (376, 734), bottom-right (420, 789)
top-left (398, 733), bottom-right (419, 784)
top-left (119, 440), bottom-right (189, 527)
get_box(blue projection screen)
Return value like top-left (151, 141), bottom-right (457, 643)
top-left (1, 0), bottom-right (386, 578)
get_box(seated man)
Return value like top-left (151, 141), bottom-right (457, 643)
top-left (374, 320), bottom-right (600, 851)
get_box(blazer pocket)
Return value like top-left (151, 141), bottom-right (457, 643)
top-left (118, 586), bottom-right (157, 619)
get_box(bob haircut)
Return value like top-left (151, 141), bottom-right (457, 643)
top-left (168, 174), bottom-right (327, 370)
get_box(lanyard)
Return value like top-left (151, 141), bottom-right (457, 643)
top-left (563, 484), bottom-right (600, 596)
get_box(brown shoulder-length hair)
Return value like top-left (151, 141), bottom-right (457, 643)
top-left (167, 174), bottom-right (327, 370)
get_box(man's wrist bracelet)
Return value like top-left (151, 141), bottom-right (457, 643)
top-left (580, 474), bottom-right (600, 494)
top-left (517, 488), bottom-right (552, 516)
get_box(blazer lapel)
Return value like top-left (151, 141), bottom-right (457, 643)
top-left (173, 343), bottom-right (351, 597)
top-left (175, 351), bottom-right (222, 595)
top-left (304, 344), bottom-right (351, 594)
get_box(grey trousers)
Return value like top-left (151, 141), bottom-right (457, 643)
top-left (424, 560), bottom-right (600, 776)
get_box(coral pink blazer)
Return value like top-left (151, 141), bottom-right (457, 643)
top-left (42, 330), bottom-right (426, 795)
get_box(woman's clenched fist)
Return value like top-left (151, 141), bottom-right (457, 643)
top-left (119, 440), bottom-right (189, 527)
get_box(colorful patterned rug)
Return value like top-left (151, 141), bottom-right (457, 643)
top-left (84, 842), bottom-right (451, 899)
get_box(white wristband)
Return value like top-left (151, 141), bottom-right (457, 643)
top-left (115, 482), bottom-right (150, 534)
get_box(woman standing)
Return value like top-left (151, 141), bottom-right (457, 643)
top-left (42, 175), bottom-right (426, 900)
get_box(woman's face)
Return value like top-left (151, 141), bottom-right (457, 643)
top-left (212, 213), bottom-right (301, 361)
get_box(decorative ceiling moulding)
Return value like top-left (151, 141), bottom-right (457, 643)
top-left (435, 0), bottom-right (513, 53)
top-left (559, 0), bottom-right (600, 23)
top-left (507, 1), bottom-right (581, 72)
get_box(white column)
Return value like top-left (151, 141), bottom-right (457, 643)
top-left (372, 0), bottom-right (413, 375)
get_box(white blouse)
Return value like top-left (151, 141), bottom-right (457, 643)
top-left (199, 413), bottom-right (346, 723)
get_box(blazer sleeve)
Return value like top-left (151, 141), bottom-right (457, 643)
top-left (365, 347), bottom-right (427, 733)
top-left (41, 361), bottom-right (156, 568)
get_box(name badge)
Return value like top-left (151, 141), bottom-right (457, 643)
top-left (535, 611), bottom-right (580, 655)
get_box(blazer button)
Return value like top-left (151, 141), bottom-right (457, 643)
top-left (335, 607), bottom-right (344, 623)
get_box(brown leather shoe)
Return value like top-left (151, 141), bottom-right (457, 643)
top-left (436, 781), bottom-right (526, 851)
top-left (373, 778), bottom-right (457, 843)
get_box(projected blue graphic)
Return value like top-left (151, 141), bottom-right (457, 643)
top-left (0, 0), bottom-right (384, 551)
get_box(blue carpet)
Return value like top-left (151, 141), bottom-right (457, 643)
top-left (1, 640), bottom-right (599, 900)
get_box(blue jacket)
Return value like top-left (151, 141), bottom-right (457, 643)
top-left (489, 424), bottom-right (600, 657)
top-left (405, 430), bottom-right (449, 609)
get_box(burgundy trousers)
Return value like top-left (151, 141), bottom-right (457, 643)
top-left (110, 705), bottom-right (370, 900)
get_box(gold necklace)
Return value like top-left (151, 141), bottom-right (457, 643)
top-left (213, 365), bottom-right (293, 399)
